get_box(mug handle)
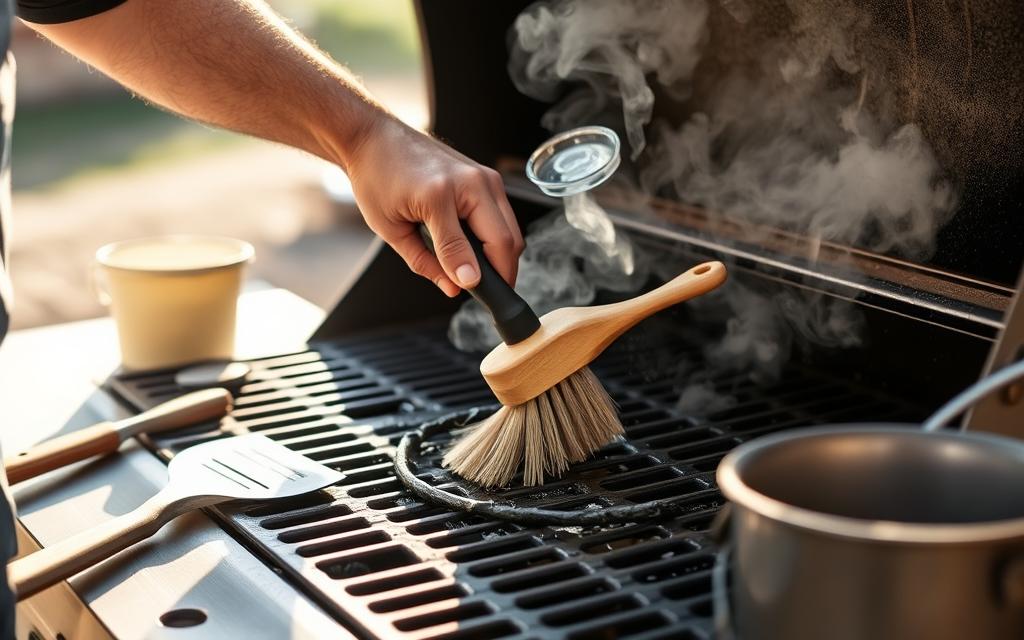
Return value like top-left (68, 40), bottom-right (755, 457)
top-left (90, 264), bottom-right (111, 306)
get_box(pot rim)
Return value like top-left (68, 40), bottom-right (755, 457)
top-left (717, 424), bottom-right (1024, 544)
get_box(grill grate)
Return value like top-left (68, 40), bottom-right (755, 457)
top-left (111, 324), bottom-right (922, 640)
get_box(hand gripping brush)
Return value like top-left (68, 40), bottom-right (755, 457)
top-left (10, 433), bottom-right (343, 600)
top-left (442, 233), bottom-right (727, 487)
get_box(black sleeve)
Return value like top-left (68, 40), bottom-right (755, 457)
top-left (16, 0), bottom-right (127, 24)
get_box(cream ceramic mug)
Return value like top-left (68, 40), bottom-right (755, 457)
top-left (95, 235), bottom-right (254, 371)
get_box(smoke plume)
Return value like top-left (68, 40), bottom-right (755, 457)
top-left (451, 0), bottom-right (958, 414)
top-left (640, 81), bottom-right (955, 259)
top-left (509, 0), bottom-right (708, 158)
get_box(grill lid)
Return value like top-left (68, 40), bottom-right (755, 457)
top-left (420, 1), bottom-right (1024, 287)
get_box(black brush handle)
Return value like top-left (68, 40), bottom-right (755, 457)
top-left (421, 224), bottom-right (540, 345)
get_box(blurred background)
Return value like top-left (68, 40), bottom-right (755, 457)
top-left (8, 0), bottom-right (428, 329)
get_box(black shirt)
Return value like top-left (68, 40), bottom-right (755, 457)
top-left (0, 1), bottom-right (127, 636)
top-left (17, 0), bottom-right (126, 24)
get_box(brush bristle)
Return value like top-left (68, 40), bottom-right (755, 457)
top-left (442, 367), bottom-right (623, 488)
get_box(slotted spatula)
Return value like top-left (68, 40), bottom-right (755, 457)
top-left (10, 433), bottom-right (343, 600)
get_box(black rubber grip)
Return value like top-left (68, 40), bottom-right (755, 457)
top-left (421, 224), bottom-right (540, 345)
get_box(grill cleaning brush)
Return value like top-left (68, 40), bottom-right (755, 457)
top-left (442, 232), bottom-right (727, 487)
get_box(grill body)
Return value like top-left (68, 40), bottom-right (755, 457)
top-left (105, 2), bottom-right (1024, 638)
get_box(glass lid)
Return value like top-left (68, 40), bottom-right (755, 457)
top-left (526, 126), bottom-right (621, 197)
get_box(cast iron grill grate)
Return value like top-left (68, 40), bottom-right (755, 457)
top-left (111, 324), bottom-right (922, 640)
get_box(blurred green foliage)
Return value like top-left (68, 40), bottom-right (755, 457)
top-left (301, 0), bottom-right (420, 73)
top-left (12, 0), bottom-right (422, 191)
top-left (13, 96), bottom-right (238, 190)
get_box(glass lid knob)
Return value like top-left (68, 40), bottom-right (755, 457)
top-left (526, 126), bottom-right (621, 198)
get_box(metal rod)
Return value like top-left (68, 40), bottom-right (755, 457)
top-left (502, 174), bottom-right (1009, 338)
top-left (922, 359), bottom-right (1024, 431)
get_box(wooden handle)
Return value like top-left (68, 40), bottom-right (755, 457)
top-left (116, 388), bottom-right (231, 438)
top-left (481, 261), bottom-right (728, 405)
top-left (4, 423), bottom-right (120, 485)
top-left (3, 389), bottom-right (231, 485)
top-left (10, 492), bottom-right (173, 600)
top-left (600, 261), bottom-right (728, 328)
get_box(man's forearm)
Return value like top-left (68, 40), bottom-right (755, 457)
top-left (28, 0), bottom-right (527, 295)
top-left (27, 0), bottom-right (386, 170)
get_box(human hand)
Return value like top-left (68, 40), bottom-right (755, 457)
top-left (344, 117), bottom-right (524, 297)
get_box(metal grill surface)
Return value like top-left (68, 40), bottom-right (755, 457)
top-left (111, 325), bottom-right (920, 640)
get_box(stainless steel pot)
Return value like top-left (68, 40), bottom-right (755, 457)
top-left (718, 425), bottom-right (1024, 640)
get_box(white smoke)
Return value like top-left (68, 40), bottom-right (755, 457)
top-left (452, 0), bottom-right (958, 414)
top-left (685, 280), bottom-right (865, 378)
top-left (641, 85), bottom-right (955, 259)
top-left (562, 193), bottom-right (639, 286)
top-left (677, 381), bottom-right (736, 414)
top-left (449, 195), bottom-right (648, 351)
top-left (510, 0), bottom-right (709, 158)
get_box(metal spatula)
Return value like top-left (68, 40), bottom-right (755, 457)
top-left (10, 434), bottom-right (344, 600)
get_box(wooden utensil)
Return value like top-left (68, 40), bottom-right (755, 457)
top-left (4, 388), bottom-right (232, 485)
top-left (445, 258), bottom-right (728, 488)
top-left (480, 261), bottom-right (727, 405)
top-left (10, 433), bottom-right (344, 600)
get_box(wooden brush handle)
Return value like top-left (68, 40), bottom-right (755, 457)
top-left (4, 423), bottom-right (120, 485)
top-left (115, 388), bottom-right (231, 437)
top-left (481, 261), bottom-right (728, 405)
top-left (3, 389), bottom-right (230, 485)
top-left (9, 491), bottom-right (183, 600)
top-left (599, 261), bottom-right (728, 331)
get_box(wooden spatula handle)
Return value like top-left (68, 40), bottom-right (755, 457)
top-left (9, 493), bottom-right (172, 600)
top-left (4, 423), bottom-right (120, 485)
top-left (116, 388), bottom-right (231, 436)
